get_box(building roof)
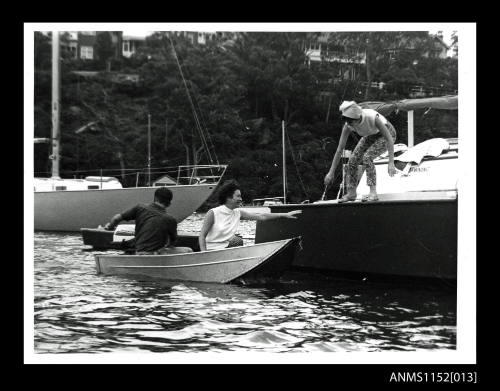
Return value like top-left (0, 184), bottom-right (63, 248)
top-left (433, 35), bottom-right (450, 50)
top-left (122, 35), bottom-right (147, 41)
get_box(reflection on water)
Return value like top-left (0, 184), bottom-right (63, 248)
top-left (33, 214), bottom-right (456, 354)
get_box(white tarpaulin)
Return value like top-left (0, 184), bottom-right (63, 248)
top-left (395, 138), bottom-right (450, 165)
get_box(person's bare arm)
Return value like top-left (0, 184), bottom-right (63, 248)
top-left (324, 124), bottom-right (351, 186)
top-left (198, 209), bottom-right (214, 251)
top-left (104, 214), bottom-right (123, 230)
top-left (240, 209), bottom-right (302, 221)
top-left (375, 116), bottom-right (396, 176)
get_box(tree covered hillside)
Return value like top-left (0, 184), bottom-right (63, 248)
top-left (34, 31), bottom-right (458, 205)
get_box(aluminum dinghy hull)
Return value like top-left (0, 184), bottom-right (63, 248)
top-left (95, 237), bottom-right (301, 283)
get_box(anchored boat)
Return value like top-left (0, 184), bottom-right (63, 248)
top-left (95, 237), bottom-right (301, 284)
top-left (35, 32), bottom-right (226, 232)
top-left (255, 96), bottom-right (459, 280)
top-left (35, 165), bottom-right (226, 232)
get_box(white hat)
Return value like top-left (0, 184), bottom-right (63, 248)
top-left (339, 101), bottom-right (362, 119)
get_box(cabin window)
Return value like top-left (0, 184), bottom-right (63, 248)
top-left (123, 40), bottom-right (130, 52)
top-left (55, 186), bottom-right (67, 191)
top-left (87, 185), bottom-right (99, 189)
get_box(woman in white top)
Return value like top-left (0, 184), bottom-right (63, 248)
top-left (324, 101), bottom-right (397, 202)
top-left (199, 180), bottom-right (301, 251)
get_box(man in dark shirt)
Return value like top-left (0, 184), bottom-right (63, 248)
top-left (103, 187), bottom-right (193, 255)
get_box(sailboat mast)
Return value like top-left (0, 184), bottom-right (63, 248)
top-left (407, 110), bottom-right (414, 147)
top-left (282, 120), bottom-right (287, 204)
top-left (51, 31), bottom-right (61, 179)
top-left (147, 114), bottom-right (151, 186)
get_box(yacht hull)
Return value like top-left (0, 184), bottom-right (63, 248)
top-left (34, 184), bottom-right (216, 231)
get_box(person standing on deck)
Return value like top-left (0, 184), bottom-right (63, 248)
top-left (199, 180), bottom-right (302, 251)
top-left (103, 187), bottom-right (193, 255)
top-left (324, 101), bottom-right (397, 202)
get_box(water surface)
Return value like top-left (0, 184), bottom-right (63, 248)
top-left (33, 214), bottom-right (456, 354)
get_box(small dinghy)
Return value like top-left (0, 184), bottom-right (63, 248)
top-left (95, 237), bottom-right (301, 284)
top-left (81, 227), bottom-right (199, 251)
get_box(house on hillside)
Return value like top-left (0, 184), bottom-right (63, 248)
top-left (61, 31), bottom-right (123, 60)
top-left (427, 32), bottom-right (450, 59)
top-left (166, 31), bottom-right (241, 45)
top-left (385, 32), bottom-right (450, 61)
top-left (121, 34), bottom-right (147, 58)
top-left (304, 33), bottom-right (366, 81)
top-left (59, 30), bottom-right (242, 60)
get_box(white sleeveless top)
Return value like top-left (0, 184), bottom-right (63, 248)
top-left (205, 205), bottom-right (241, 250)
top-left (348, 109), bottom-right (389, 137)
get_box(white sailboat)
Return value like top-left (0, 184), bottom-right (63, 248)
top-left (34, 31), bottom-right (226, 232)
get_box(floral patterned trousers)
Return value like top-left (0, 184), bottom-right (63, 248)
top-left (346, 122), bottom-right (396, 191)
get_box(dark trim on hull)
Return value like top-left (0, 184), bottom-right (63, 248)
top-left (287, 266), bottom-right (457, 288)
top-left (255, 200), bottom-right (457, 280)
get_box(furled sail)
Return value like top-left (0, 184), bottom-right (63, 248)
top-left (359, 95), bottom-right (458, 116)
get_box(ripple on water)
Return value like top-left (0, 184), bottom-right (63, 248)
top-left (136, 330), bottom-right (197, 341)
top-left (32, 216), bottom-right (457, 354)
top-left (235, 330), bottom-right (304, 347)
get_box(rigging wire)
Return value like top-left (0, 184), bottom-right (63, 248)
top-left (34, 164), bottom-right (222, 177)
top-left (285, 128), bottom-right (310, 200)
top-left (167, 37), bottom-right (217, 166)
top-left (166, 40), bottom-right (208, 152)
top-left (192, 90), bottom-right (219, 165)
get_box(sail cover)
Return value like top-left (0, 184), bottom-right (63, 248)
top-left (359, 95), bottom-right (458, 116)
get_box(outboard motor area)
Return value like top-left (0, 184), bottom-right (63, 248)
top-left (113, 224), bottom-right (135, 243)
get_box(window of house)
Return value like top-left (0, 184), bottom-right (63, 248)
top-left (80, 46), bottom-right (94, 60)
top-left (309, 42), bottom-right (320, 51)
top-left (123, 41), bottom-right (130, 52)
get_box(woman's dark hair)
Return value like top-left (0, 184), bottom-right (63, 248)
top-left (342, 115), bottom-right (358, 122)
top-left (154, 187), bottom-right (173, 207)
top-left (217, 180), bottom-right (240, 205)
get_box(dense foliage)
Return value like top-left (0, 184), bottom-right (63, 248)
top-left (34, 31), bottom-right (458, 205)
